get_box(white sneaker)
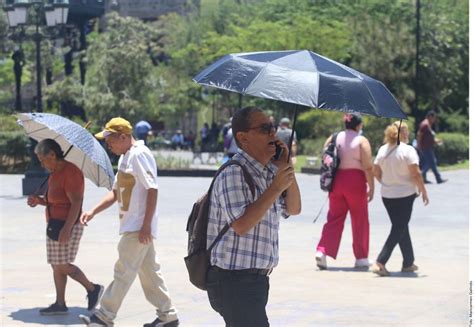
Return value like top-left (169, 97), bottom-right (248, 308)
top-left (315, 251), bottom-right (327, 270)
top-left (354, 258), bottom-right (372, 268)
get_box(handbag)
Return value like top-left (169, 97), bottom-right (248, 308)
top-left (45, 187), bottom-right (81, 241)
top-left (46, 218), bottom-right (66, 241)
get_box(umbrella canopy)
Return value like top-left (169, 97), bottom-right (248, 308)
top-left (17, 113), bottom-right (115, 190)
top-left (193, 50), bottom-right (407, 119)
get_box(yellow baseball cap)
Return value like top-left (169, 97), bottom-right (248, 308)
top-left (95, 117), bottom-right (133, 140)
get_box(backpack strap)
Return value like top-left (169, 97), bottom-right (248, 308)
top-left (206, 159), bottom-right (256, 252)
top-left (330, 131), bottom-right (339, 145)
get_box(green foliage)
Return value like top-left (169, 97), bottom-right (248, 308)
top-left (299, 138), bottom-right (325, 157)
top-left (155, 153), bottom-right (191, 169)
top-left (0, 0), bottom-right (468, 149)
top-left (84, 12), bottom-right (159, 125)
top-left (348, 3), bottom-right (415, 115)
top-left (438, 109), bottom-right (469, 134)
top-left (0, 113), bottom-right (22, 131)
top-left (418, 0), bottom-right (469, 116)
top-left (0, 131), bottom-right (30, 172)
top-left (435, 132), bottom-right (469, 165)
top-left (45, 76), bottom-right (84, 107)
top-left (297, 110), bottom-right (343, 140)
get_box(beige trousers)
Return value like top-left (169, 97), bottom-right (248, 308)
top-left (95, 232), bottom-right (178, 325)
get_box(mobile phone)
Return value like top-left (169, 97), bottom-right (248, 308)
top-left (273, 143), bottom-right (282, 160)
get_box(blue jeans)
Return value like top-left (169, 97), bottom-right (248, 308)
top-left (421, 148), bottom-right (442, 182)
top-left (206, 267), bottom-right (270, 327)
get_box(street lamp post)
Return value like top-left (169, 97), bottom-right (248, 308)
top-left (3, 0), bottom-right (69, 195)
top-left (414, 0), bottom-right (421, 127)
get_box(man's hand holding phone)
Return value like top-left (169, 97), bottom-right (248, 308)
top-left (272, 140), bottom-right (290, 168)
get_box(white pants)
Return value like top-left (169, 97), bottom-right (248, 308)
top-left (96, 232), bottom-right (178, 325)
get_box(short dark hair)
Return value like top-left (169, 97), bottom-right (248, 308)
top-left (426, 110), bottom-right (436, 118)
top-left (344, 113), bottom-right (363, 130)
top-left (35, 138), bottom-right (64, 159)
top-left (232, 106), bottom-right (264, 147)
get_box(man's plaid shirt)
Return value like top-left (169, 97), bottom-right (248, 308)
top-left (207, 149), bottom-right (286, 270)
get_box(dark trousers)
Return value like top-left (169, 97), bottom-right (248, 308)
top-left (377, 194), bottom-right (416, 268)
top-left (421, 148), bottom-right (442, 182)
top-left (206, 268), bottom-right (270, 327)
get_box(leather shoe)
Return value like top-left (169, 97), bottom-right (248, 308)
top-left (401, 264), bottom-right (418, 272)
top-left (437, 179), bottom-right (448, 184)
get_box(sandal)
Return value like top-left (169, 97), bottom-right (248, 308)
top-left (372, 263), bottom-right (390, 277)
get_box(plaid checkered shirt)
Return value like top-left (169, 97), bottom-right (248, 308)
top-left (207, 149), bottom-right (287, 270)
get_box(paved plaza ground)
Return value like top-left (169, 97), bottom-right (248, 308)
top-left (0, 169), bottom-right (470, 326)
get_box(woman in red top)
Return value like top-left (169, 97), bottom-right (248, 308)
top-left (27, 139), bottom-right (103, 315)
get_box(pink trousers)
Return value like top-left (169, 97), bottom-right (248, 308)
top-left (317, 169), bottom-right (369, 259)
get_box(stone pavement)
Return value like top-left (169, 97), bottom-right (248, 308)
top-left (0, 169), bottom-right (470, 326)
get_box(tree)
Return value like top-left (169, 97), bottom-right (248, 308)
top-left (83, 13), bottom-right (159, 124)
top-left (348, 1), bottom-right (415, 115)
top-left (418, 0), bottom-right (468, 119)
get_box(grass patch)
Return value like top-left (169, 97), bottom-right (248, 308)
top-left (439, 160), bottom-right (469, 171)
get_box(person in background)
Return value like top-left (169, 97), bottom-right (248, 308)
top-left (206, 106), bottom-right (301, 326)
top-left (200, 122), bottom-right (209, 152)
top-left (171, 130), bottom-right (185, 150)
top-left (372, 122), bottom-right (429, 276)
top-left (276, 117), bottom-right (297, 164)
top-left (416, 111), bottom-right (447, 184)
top-left (134, 120), bottom-right (152, 145)
top-left (209, 122), bottom-right (220, 150)
top-left (223, 126), bottom-right (239, 162)
top-left (27, 139), bottom-right (103, 316)
top-left (185, 130), bottom-right (196, 150)
top-left (79, 117), bottom-right (179, 327)
top-left (315, 113), bottom-right (374, 270)
top-left (222, 118), bottom-right (232, 141)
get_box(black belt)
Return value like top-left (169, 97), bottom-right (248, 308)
top-left (210, 266), bottom-right (272, 276)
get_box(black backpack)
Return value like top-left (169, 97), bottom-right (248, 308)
top-left (320, 132), bottom-right (340, 192)
top-left (184, 160), bottom-right (256, 290)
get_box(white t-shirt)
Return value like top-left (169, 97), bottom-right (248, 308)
top-left (374, 143), bottom-right (419, 198)
top-left (113, 140), bottom-right (158, 238)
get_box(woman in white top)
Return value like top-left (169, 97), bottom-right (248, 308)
top-left (372, 122), bottom-right (429, 276)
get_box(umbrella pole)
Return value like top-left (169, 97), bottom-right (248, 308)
top-left (287, 105), bottom-right (298, 163)
top-left (397, 119), bottom-right (403, 145)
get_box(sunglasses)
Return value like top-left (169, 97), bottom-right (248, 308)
top-left (247, 123), bottom-right (277, 135)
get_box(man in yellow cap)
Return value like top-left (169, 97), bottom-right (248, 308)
top-left (79, 117), bottom-right (179, 327)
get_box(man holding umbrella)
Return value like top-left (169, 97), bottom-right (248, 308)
top-left (79, 117), bottom-right (179, 327)
top-left (206, 107), bottom-right (301, 326)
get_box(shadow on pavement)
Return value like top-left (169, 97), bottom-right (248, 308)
top-left (9, 307), bottom-right (89, 325)
top-left (379, 272), bottom-right (428, 279)
top-left (0, 195), bottom-right (25, 200)
top-left (323, 267), bottom-right (371, 272)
